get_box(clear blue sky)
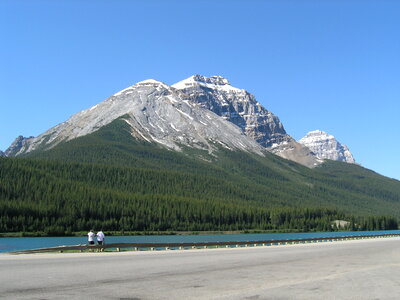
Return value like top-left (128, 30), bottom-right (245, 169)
top-left (1, 0), bottom-right (399, 180)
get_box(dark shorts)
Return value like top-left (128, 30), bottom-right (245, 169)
top-left (97, 241), bottom-right (103, 245)
top-left (89, 241), bottom-right (95, 245)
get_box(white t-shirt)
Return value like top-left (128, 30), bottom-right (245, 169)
top-left (97, 231), bottom-right (105, 241)
top-left (88, 231), bottom-right (95, 242)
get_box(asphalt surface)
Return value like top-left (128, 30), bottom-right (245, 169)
top-left (1, 237), bottom-right (400, 299)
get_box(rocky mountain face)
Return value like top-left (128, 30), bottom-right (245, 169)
top-left (4, 75), bottom-right (321, 167)
top-left (4, 135), bottom-right (34, 157)
top-left (0, 150), bottom-right (4, 157)
top-left (173, 75), bottom-right (320, 167)
top-left (173, 75), bottom-right (290, 148)
top-left (299, 130), bottom-right (355, 163)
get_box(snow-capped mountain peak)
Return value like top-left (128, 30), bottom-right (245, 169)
top-left (112, 79), bottom-right (169, 97)
top-left (299, 130), bottom-right (355, 163)
top-left (135, 79), bottom-right (169, 87)
top-left (192, 74), bottom-right (230, 85)
top-left (173, 75), bottom-right (242, 93)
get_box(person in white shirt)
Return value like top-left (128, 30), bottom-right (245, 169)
top-left (97, 230), bottom-right (105, 245)
top-left (87, 230), bottom-right (95, 245)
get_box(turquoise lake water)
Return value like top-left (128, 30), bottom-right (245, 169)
top-left (1, 230), bottom-right (399, 253)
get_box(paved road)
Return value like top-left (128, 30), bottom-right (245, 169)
top-left (1, 238), bottom-right (400, 299)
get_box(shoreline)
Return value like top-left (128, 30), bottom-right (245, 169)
top-left (2, 235), bottom-right (399, 257)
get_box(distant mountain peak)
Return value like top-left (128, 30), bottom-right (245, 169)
top-left (299, 130), bottom-right (355, 164)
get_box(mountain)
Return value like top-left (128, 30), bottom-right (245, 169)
top-left (173, 75), bottom-right (320, 167)
top-left (0, 150), bottom-right (4, 157)
top-left (299, 130), bottom-right (355, 163)
top-left (5, 75), bottom-right (320, 167)
top-left (6, 79), bottom-right (264, 157)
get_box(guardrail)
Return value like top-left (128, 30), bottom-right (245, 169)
top-left (9, 233), bottom-right (400, 254)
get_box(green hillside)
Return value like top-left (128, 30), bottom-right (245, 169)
top-left (1, 118), bottom-right (399, 235)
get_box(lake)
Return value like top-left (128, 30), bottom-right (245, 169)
top-left (1, 230), bottom-right (399, 253)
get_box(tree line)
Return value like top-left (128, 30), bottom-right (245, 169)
top-left (0, 157), bottom-right (397, 236)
